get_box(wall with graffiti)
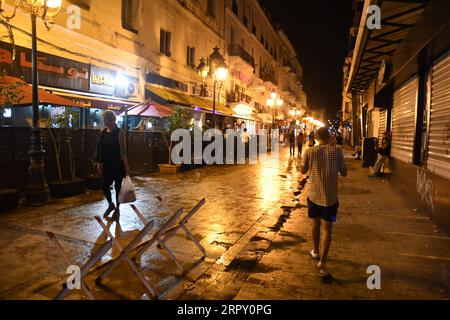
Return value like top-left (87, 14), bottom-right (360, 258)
top-left (391, 159), bottom-right (450, 233)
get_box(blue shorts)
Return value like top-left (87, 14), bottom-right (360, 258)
top-left (307, 199), bottom-right (339, 222)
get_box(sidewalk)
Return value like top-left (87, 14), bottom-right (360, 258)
top-left (0, 148), bottom-right (448, 300)
top-left (174, 152), bottom-right (450, 300)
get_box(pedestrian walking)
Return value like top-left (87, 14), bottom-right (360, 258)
top-left (301, 127), bottom-right (347, 278)
top-left (336, 133), bottom-right (343, 147)
top-left (289, 131), bottom-right (296, 156)
top-left (308, 131), bottom-right (316, 147)
top-left (297, 131), bottom-right (304, 157)
top-left (96, 110), bottom-right (130, 221)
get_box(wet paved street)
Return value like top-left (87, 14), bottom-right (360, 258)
top-left (0, 147), bottom-right (449, 300)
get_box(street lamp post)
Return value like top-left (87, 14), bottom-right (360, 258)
top-left (197, 47), bottom-right (228, 129)
top-left (267, 91), bottom-right (283, 128)
top-left (289, 109), bottom-right (302, 127)
top-left (1, 0), bottom-right (62, 205)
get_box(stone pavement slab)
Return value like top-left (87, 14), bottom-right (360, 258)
top-left (0, 148), bottom-right (448, 300)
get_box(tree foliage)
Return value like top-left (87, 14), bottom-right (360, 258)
top-left (41, 108), bottom-right (79, 181)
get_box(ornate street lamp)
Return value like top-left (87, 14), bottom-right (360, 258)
top-left (267, 90), bottom-right (283, 127)
top-left (196, 47), bottom-right (228, 129)
top-left (1, 0), bottom-right (62, 205)
top-left (197, 58), bottom-right (209, 97)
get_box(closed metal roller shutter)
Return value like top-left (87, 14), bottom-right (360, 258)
top-left (428, 53), bottom-right (450, 179)
top-left (391, 77), bottom-right (418, 163)
top-left (378, 109), bottom-right (387, 141)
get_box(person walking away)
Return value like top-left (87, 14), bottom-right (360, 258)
top-left (289, 131), bottom-right (296, 156)
top-left (369, 131), bottom-right (391, 178)
top-left (308, 131), bottom-right (316, 147)
top-left (336, 133), bottom-right (343, 147)
top-left (301, 127), bottom-right (347, 278)
top-left (296, 131), bottom-right (304, 157)
top-left (96, 110), bottom-right (130, 221)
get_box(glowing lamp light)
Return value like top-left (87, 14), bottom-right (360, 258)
top-left (276, 99), bottom-right (283, 107)
top-left (270, 91), bottom-right (278, 100)
top-left (289, 110), bottom-right (295, 116)
top-left (115, 73), bottom-right (129, 87)
top-left (46, 0), bottom-right (62, 9)
top-left (3, 107), bottom-right (12, 118)
top-left (233, 103), bottom-right (253, 117)
top-left (215, 67), bottom-right (228, 82)
top-left (15, 0), bottom-right (62, 17)
top-left (267, 99), bottom-right (275, 108)
top-left (197, 58), bottom-right (209, 80)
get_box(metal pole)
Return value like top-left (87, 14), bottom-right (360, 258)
top-left (25, 13), bottom-right (50, 206)
top-left (213, 80), bottom-right (217, 129)
top-left (31, 14), bottom-right (39, 129)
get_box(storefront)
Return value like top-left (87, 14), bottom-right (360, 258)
top-left (345, 0), bottom-right (450, 232)
top-left (0, 42), bottom-right (142, 129)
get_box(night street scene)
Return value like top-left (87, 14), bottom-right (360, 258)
top-left (0, 0), bottom-right (449, 310)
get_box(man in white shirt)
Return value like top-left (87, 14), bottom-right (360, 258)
top-left (301, 127), bottom-right (347, 278)
top-left (240, 128), bottom-right (251, 161)
top-left (240, 128), bottom-right (250, 143)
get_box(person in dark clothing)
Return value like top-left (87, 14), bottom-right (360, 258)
top-left (308, 131), bottom-right (316, 147)
top-left (369, 131), bottom-right (392, 178)
top-left (297, 131), bottom-right (304, 157)
top-left (289, 131), bottom-right (296, 156)
top-left (336, 133), bottom-right (343, 147)
top-left (96, 110), bottom-right (130, 220)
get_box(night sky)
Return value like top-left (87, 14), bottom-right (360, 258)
top-left (260, 0), bottom-right (354, 120)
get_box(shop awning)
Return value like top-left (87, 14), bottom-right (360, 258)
top-left (42, 88), bottom-right (138, 111)
top-left (119, 100), bottom-right (173, 118)
top-left (146, 83), bottom-right (234, 115)
top-left (0, 76), bottom-right (83, 108)
top-left (345, 0), bottom-right (428, 95)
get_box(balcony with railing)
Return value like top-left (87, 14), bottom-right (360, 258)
top-left (228, 44), bottom-right (255, 68)
top-left (227, 91), bottom-right (253, 104)
top-left (259, 67), bottom-right (277, 85)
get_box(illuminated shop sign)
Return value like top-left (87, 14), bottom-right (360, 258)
top-left (0, 42), bottom-right (139, 99)
top-left (90, 65), bottom-right (116, 95)
top-left (0, 42), bottom-right (89, 91)
top-left (90, 65), bottom-right (138, 98)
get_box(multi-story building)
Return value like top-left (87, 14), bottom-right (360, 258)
top-left (1, 0), bottom-right (306, 133)
top-left (342, 0), bottom-right (450, 232)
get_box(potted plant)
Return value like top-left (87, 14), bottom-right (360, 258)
top-left (42, 107), bottom-right (86, 198)
top-left (155, 108), bottom-right (191, 174)
top-left (0, 76), bottom-right (24, 212)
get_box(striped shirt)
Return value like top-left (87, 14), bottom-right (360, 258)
top-left (301, 144), bottom-right (347, 207)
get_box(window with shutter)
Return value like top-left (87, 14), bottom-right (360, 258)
top-left (160, 29), bottom-right (172, 57)
top-left (122, 0), bottom-right (140, 34)
top-left (391, 77), bottom-right (418, 164)
top-left (427, 52), bottom-right (450, 179)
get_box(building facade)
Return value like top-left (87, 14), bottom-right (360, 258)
top-left (1, 0), bottom-right (307, 132)
top-left (343, 0), bottom-right (450, 232)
